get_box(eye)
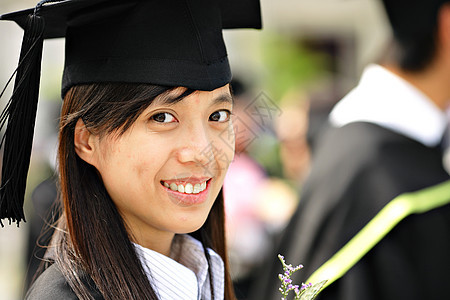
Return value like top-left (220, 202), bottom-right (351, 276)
top-left (209, 110), bottom-right (231, 122)
top-left (151, 112), bottom-right (177, 123)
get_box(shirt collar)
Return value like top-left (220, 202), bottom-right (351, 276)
top-left (134, 234), bottom-right (224, 300)
top-left (330, 64), bottom-right (448, 147)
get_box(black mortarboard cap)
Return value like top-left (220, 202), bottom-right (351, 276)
top-left (381, 0), bottom-right (448, 40)
top-left (0, 0), bottom-right (262, 226)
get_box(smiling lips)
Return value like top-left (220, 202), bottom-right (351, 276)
top-left (161, 178), bottom-right (210, 206)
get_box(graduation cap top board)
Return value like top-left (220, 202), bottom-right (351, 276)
top-left (0, 0), bottom-right (262, 226)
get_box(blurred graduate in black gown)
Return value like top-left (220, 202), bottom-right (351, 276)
top-left (251, 1), bottom-right (450, 299)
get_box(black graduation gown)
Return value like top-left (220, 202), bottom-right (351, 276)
top-left (250, 122), bottom-right (450, 300)
top-left (25, 264), bottom-right (103, 300)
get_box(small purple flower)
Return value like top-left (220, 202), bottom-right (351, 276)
top-left (278, 254), bottom-right (323, 300)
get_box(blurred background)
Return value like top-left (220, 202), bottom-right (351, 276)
top-left (0, 0), bottom-right (391, 299)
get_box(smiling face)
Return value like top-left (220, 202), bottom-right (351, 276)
top-left (76, 85), bottom-right (234, 251)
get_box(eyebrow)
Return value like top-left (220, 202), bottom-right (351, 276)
top-left (211, 93), bottom-right (233, 105)
top-left (156, 89), bottom-right (233, 106)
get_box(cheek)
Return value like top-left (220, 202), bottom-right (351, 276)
top-left (214, 123), bottom-right (235, 171)
top-left (96, 139), bottom-right (144, 186)
top-left (97, 148), bottom-right (160, 217)
top-left (225, 122), bottom-right (236, 157)
top-left (96, 143), bottom-right (130, 188)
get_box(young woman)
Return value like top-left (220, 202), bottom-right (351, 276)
top-left (0, 0), bottom-right (261, 299)
top-left (30, 83), bottom-right (235, 300)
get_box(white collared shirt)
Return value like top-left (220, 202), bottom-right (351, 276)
top-left (134, 234), bottom-right (225, 300)
top-left (330, 64), bottom-right (448, 147)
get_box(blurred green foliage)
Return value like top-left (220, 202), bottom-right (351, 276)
top-left (261, 32), bottom-right (328, 103)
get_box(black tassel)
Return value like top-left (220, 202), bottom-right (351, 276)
top-left (0, 11), bottom-right (45, 226)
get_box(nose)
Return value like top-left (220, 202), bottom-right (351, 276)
top-left (176, 122), bottom-right (214, 166)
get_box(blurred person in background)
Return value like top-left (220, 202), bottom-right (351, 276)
top-left (251, 0), bottom-right (450, 299)
top-left (224, 79), bottom-right (268, 298)
top-left (275, 88), bottom-right (311, 185)
top-left (24, 100), bottom-right (61, 292)
top-left (24, 176), bottom-right (58, 291)
top-left (224, 79), bottom-right (298, 299)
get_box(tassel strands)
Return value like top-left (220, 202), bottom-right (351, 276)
top-left (0, 9), bottom-right (45, 226)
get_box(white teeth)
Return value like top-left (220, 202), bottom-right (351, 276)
top-left (185, 183), bottom-right (193, 194)
top-left (164, 180), bottom-right (208, 194)
top-left (193, 184), bottom-right (201, 194)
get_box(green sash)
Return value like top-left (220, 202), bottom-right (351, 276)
top-left (307, 180), bottom-right (450, 291)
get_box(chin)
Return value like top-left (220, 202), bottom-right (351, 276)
top-left (173, 217), bottom-right (208, 234)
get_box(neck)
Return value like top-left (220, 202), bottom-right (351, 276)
top-left (383, 63), bottom-right (450, 111)
top-left (130, 228), bottom-right (175, 256)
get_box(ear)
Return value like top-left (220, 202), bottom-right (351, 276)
top-left (74, 118), bottom-right (98, 167)
top-left (438, 4), bottom-right (450, 57)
